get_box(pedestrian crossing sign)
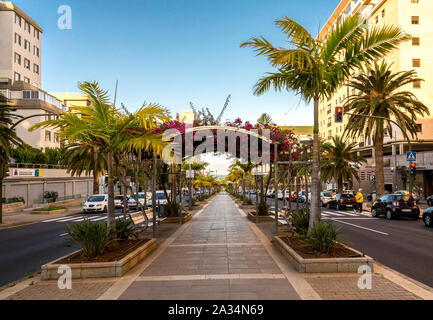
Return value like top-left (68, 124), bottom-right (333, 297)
top-left (407, 152), bottom-right (417, 162)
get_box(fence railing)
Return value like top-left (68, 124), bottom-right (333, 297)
top-left (8, 163), bottom-right (66, 169)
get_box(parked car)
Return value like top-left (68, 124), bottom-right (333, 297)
top-left (114, 195), bottom-right (129, 209)
top-left (155, 191), bottom-right (168, 205)
top-left (371, 194), bottom-right (420, 220)
top-left (83, 194), bottom-right (108, 213)
top-left (395, 190), bottom-right (419, 204)
top-left (427, 195), bottom-right (433, 207)
top-left (326, 194), bottom-right (358, 210)
top-left (343, 190), bottom-right (356, 196)
top-left (422, 207), bottom-right (433, 227)
top-left (291, 191), bottom-right (306, 203)
top-left (267, 189), bottom-right (274, 198)
top-left (128, 192), bottom-right (152, 210)
top-left (320, 192), bottom-right (334, 207)
top-left (367, 191), bottom-right (376, 202)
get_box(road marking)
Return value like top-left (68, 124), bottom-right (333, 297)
top-left (89, 216), bottom-right (107, 222)
top-left (59, 233), bottom-right (68, 237)
top-left (332, 219), bottom-right (389, 235)
top-left (55, 216), bottom-right (85, 222)
top-left (321, 213), bottom-right (330, 217)
top-left (323, 211), bottom-right (344, 217)
top-left (42, 216), bottom-right (76, 223)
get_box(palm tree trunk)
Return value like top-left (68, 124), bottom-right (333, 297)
top-left (107, 152), bottom-right (116, 228)
top-left (93, 169), bottom-right (100, 195)
top-left (337, 177), bottom-right (343, 194)
top-left (0, 177), bottom-right (3, 225)
top-left (309, 97), bottom-right (321, 230)
top-left (375, 135), bottom-right (385, 197)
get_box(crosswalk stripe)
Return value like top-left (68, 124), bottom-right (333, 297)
top-left (323, 211), bottom-right (344, 217)
top-left (55, 216), bottom-right (86, 222)
top-left (89, 216), bottom-right (107, 222)
top-left (321, 213), bottom-right (330, 217)
top-left (42, 216), bottom-right (75, 223)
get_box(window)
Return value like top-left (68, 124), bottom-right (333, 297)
top-left (24, 21), bottom-right (30, 33)
top-left (54, 133), bottom-right (60, 143)
top-left (382, 9), bottom-right (385, 18)
top-left (413, 59), bottom-right (421, 67)
top-left (33, 64), bottom-right (39, 74)
top-left (24, 40), bottom-right (30, 51)
top-left (24, 58), bottom-right (30, 70)
top-left (24, 77), bottom-right (30, 84)
top-left (15, 14), bottom-right (21, 26)
top-left (14, 53), bottom-right (21, 65)
top-left (413, 80), bottom-right (421, 89)
top-left (14, 72), bottom-right (20, 82)
top-left (412, 37), bottom-right (420, 45)
top-left (33, 46), bottom-right (39, 57)
top-left (31, 91), bottom-right (39, 99)
top-left (15, 33), bottom-right (21, 45)
top-left (45, 131), bottom-right (51, 142)
top-left (411, 16), bottom-right (419, 24)
top-left (34, 29), bottom-right (39, 39)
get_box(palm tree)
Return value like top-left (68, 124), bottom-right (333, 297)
top-left (31, 81), bottom-right (169, 227)
top-left (257, 113), bottom-right (274, 127)
top-left (0, 94), bottom-right (23, 224)
top-left (60, 143), bottom-right (106, 194)
top-left (241, 15), bottom-right (409, 230)
top-left (320, 136), bottom-right (366, 194)
top-left (229, 160), bottom-right (255, 202)
top-left (344, 62), bottom-right (429, 197)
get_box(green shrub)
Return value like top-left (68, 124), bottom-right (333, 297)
top-left (305, 221), bottom-right (341, 254)
top-left (244, 197), bottom-right (253, 205)
top-left (2, 196), bottom-right (25, 204)
top-left (32, 206), bottom-right (66, 212)
top-left (66, 219), bottom-right (114, 258)
top-left (291, 207), bottom-right (310, 236)
top-left (114, 218), bottom-right (137, 240)
top-left (257, 201), bottom-right (269, 216)
top-left (166, 201), bottom-right (181, 217)
top-left (44, 191), bottom-right (58, 203)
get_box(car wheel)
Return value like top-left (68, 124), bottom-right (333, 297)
top-left (327, 203), bottom-right (331, 209)
top-left (386, 210), bottom-right (393, 220)
top-left (336, 204), bottom-right (341, 211)
top-left (413, 212), bottom-right (419, 220)
top-left (428, 200), bottom-right (433, 207)
top-left (371, 209), bottom-right (378, 218)
top-left (103, 206), bottom-right (107, 213)
top-left (424, 214), bottom-right (433, 228)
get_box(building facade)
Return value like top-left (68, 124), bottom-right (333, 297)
top-left (318, 0), bottom-right (433, 198)
top-left (51, 93), bottom-right (91, 112)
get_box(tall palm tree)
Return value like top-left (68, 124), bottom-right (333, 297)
top-left (344, 62), bottom-right (429, 197)
top-left (320, 136), bottom-right (366, 194)
top-left (0, 94), bottom-right (23, 224)
top-left (229, 160), bottom-right (255, 202)
top-left (241, 15), bottom-right (409, 229)
top-left (31, 82), bottom-right (169, 227)
top-left (60, 143), bottom-right (106, 194)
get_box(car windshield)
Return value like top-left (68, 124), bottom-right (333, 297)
top-left (392, 195), bottom-right (412, 202)
top-left (156, 193), bottom-right (166, 200)
top-left (340, 194), bottom-right (354, 199)
top-left (322, 193), bottom-right (332, 197)
top-left (88, 196), bottom-right (105, 202)
top-left (114, 196), bottom-right (124, 200)
top-left (138, 193), bottom-right (145, 198)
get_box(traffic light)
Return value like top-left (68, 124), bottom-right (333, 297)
top-left (410, 162), bottom-right (417, 175)
top-left (335, 107), bottom-right (344, 123)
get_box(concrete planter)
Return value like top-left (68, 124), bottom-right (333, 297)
top-left (48, 198), bottom-right (83, 207)
top-left (41, 238), bottom-right (157, 280)
top-left (240, 204), bottom-right (256, 210)
top-left (162, 212), bottom-right (192, 224)
top-left (31, 208), bottom-right (68, 215)
top-left (272, 236), bottom-right (374, 273)
top-left (247, 211), bottom-right (274, 222)
top-left (2, 202), bottom-right (25, 214)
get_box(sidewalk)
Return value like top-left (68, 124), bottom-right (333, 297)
top-left (0, 206), bottom-right (82, 229)
top-left (1, 194), bottom-right (433, 300)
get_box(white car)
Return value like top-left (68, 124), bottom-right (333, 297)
top-left (128, 192), bottom-right (152, 209)
top-left (155, 191), bottom-right (168, 205)
top-left (320, 192), bottom-right (334, 206)
top-left (114, 195), bottom-right (129, 209)
top-left (83, 194), bottom-right (108, 213)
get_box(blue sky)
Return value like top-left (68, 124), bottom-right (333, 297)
top-left (14, 0), bottom-right (340, 126)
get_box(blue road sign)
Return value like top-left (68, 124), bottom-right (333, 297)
top-left (407, 152), bottom-right (417, 162)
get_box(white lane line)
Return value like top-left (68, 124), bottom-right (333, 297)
top-left (332, 219), bottom-right (389, 235)
top-left (42, 216), bottom-right (76, 223)
top-left (59, 233), bottom-right (68, 237)
top-left (341, 211), bottom-right (359, 217)
top-left (323, 217), bottom-right (376, 220)
top-left (321, 213), bottom-right (330, 217)
top-left (89, 216), bottom-right (107, 222)
top-left (55, 216), bottom-right (85, 222)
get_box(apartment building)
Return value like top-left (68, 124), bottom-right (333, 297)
top-left (0, 1), bottom-right (42, 88)
top-left (52, 93), bottom-right (91, 112)
top-left (318, 0), bottom-right (433, 197)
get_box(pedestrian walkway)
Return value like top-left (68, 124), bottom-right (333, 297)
top-left (2, 193), bottom-right (433, 300)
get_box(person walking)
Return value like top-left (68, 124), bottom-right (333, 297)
top-left (356, 188), bottom-right (364, 213)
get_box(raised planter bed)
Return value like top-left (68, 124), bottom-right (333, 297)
top-left (247, 211), bottom-right (274, 222)
top-left (272, 235), bottom-right (374, 273)
top-left (240, 204), bottom-right (256, 210)
top-left (41, 238), bottom-right (157, 280)
top-left (162, 212), bottom-right (192, 224)
top-left (31, 208), bottom-right (68, 215)
top-left (48, 198), bottom-right (83, 207)
top-left (2, 202), bottom-right (25, 214)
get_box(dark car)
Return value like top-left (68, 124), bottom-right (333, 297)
top-left (371, 194), bottom-right (420, 220)
top-left (326, 194), bottom-right (358, 210)
top-left (427, 195), bottom-right (433, 207)
top-left (423, 207), bottom-right (433, 227)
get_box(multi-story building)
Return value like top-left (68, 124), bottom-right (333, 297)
top-left (0, 1), bottom-right (42, 88)
top-left (51, 93), bottom-right (91, 112)
top-left (0, 1), bottom-right (64, 150)
top-left (0, 81), bottom-right (64, 149)
top-left (318, 0), bottom-right (433, 198)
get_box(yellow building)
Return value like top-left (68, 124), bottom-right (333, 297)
top-left (51, 93), bottom-right (90, 112)
top-left (318, 0), bottom-right (433, 197)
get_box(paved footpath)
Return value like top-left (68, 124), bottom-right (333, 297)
top-left (2, 194), bottom-right (433, 300)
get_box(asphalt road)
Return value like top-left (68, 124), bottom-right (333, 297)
top-left (253, 195), bottom-right (433, 288)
